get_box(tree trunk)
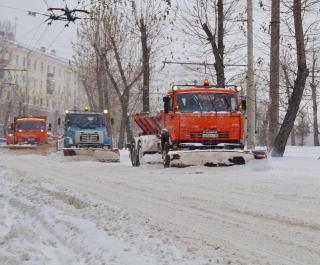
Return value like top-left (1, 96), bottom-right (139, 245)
top-left (96, 59), bottom-right (104, 112)
top-left (118, 112), bottom-right (126, 149)
top-left (81, 78), bottom-right (95, 111)
top-left (271, 0), bottom-right (309, 157)
top-left (268, 0), bottom-right (280, 147)
top-left (282, 64), bottom-right (296, 146)
top-left (119, 89), bottom-right (133, 148)
top-left (140, 18), bottom-right (150, 113)
top-left (103, 76), bottom-right (114, 143)
top-left (310, 51), bottom-right (319, 146)
top-left (216, 0), bottom-right (225, 87)
top-left (201, 0), bottom-right (225, 87)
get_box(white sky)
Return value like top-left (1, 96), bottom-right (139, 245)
top-left (0, 0), bottom-right (79, 59)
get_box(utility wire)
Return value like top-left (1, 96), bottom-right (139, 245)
top-left (0, 3), bottom-right (46, 16)
top-left (47, 27), bottom-right (66, 50)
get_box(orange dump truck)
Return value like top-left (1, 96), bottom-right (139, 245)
top-left (6, 116), bottom-right (50, 151)
top-left (129, 80), bottom-right (266, 167)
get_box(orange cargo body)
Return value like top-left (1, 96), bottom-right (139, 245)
top-left (7, 116), bottom-right (48, 145)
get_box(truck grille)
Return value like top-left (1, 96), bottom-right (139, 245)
top-left (190, 131), bottom-right (230, 139)
top-left (79, 133), bottom-right (100, 143)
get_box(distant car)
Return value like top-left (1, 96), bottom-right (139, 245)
top-left (0, 138), bottom-right (6, 145)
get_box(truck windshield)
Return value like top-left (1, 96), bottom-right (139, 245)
top-left (66, 114), bottom-right (105, 129)
top-left (16, 121), bottom-right (46, 130)
top-left (176, 93), bottom-right (238, 112)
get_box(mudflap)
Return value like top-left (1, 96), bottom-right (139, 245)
top-left (168, 149), bottom-right (263, 167)
top-left (63, 148), bottom-right (120, 162)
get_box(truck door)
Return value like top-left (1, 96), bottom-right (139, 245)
top-left (163, 95), bottom-right (180, 141)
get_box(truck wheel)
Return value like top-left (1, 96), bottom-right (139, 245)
top-left (130, 141), bottom-right (141, 167)
top-left (135, 141), bottom-right (142, 167)
top-left (162, 142), bottom-right (170, 168)
top-left (129, 142), bottom-right (137, 166)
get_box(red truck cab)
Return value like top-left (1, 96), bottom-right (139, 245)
top-left (133, 82), bottom-right (246, 150)
top-left (162, 84), bottom-right (245, 148)
top-left (6, 116), bottom-right (49, 145)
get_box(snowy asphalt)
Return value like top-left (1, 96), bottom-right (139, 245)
top-left (0, 147), bottom-right (320, 265)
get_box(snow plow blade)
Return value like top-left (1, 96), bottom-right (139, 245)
top-left (2, 144), bottom-right (50, 153)
top-left (63, 148), bottom-right (120, 162)
top-left (168, 149), bottom-right (267, 167)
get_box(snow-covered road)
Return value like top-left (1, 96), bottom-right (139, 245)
top-left (1, 147), bottom-right (320, 265)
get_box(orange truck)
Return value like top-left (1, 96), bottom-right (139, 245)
top-left (6, 116), bottom-right (50, 149)
top-left (129, 79), bottom-right (266, 167)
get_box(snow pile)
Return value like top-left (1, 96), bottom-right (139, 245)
top-left (0, 165), bottom-right (209, 265)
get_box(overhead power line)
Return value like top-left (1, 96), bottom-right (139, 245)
top-left (0, 3), bottom-right (46, 17)
top-left (162, 61), bottom-right (248, 67)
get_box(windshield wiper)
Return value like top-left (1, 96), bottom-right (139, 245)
top-left (193, 95), bottom-right (203, 112)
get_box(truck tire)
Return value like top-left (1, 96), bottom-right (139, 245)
top-left (136, 141), bottom-right (142, 167)
top-left (129, 142), bottom-right (137, 166)
top-left (130, 141), bottom-right (141, 167)
top-left (162, 142), bottom-right (170, 168)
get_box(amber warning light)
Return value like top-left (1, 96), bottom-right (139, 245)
top-left (203, 78), bottom-right (209, 86)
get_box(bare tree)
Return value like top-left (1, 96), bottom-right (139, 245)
top-left (271, 0), bottom-right (309, 157)
top-left (100, 3), bottom-right (143, 148)
top-left (130, 0), bottom-right (170, 112)
top-left (180, 0), bottom-right (243, 86)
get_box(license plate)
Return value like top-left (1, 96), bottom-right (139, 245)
top-left (28, 137), bottom-right (35, 142)
top-left (202, 131), bottom-right (218, 138)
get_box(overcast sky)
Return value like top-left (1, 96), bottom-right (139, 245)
top-left (0, 0), bottom-right (79, 59)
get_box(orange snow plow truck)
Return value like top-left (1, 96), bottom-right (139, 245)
top-left (6, 116), bottom-right (50, 152)
top-left (129, 79), bottom-right (267, 167)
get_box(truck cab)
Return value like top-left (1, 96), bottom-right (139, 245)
top-left (63, 110), bottom-right (112, 148)
top-left (6, 116), bottom-right (49, 145)
top-left (162, 82), bottom-right (246, 149)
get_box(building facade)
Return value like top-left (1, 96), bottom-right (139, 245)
top-left (0, 36), bottom-right (86, 135)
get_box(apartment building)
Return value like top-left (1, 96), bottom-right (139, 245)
top-left (0, 35), bottom-right (86, 135)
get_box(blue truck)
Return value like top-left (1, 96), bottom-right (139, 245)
top-left (61, 109), bottom-right (120, 162)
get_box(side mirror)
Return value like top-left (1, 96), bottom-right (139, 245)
top-left (241, 99), bottom-right (247, 111)
top-left (57, 117), bottom-right (61, 125)
top-left (10, 123), bottom-right (14, 130)
top-left (110, 118), bottom-right (114, 126)
top-left (163, 96), bottom-right (171, 113)
top-left (48, 123), bottom-right (52, 131)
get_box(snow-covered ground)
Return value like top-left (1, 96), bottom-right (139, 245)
top-left (0, 147), bottom-right (320, 265)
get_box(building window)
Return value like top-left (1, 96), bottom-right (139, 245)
top-left (47, 65), bottom-right (50, 73)
top-left (53, 66), bottom-right (56, 74)
top-left (41, 62), bottom-right (44, 72)
top-left (27, 58), bottom-right (31, 69)
top-left (58, 68), bottom-right (61, 76)
top-left (16, 55), bottom-right (19, 66)
top-left (23, 57), bottom-right (26, 67)
top-left (34, 60), bottom-right (37, 71)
